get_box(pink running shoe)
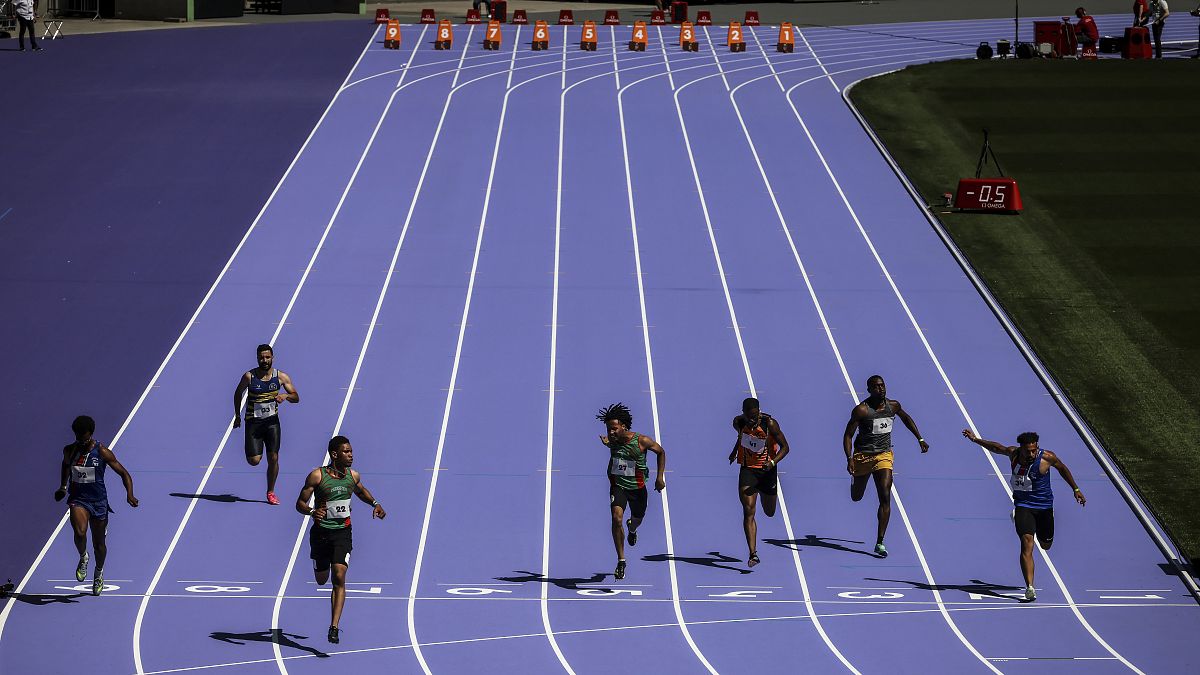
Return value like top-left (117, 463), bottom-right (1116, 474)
top-left (266, 492), bottom-right (280, 506)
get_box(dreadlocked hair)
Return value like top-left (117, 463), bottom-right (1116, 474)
top-left (596, 402), bottom-right (633, 429)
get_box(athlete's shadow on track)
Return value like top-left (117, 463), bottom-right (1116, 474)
top-left (864, 577), bottom-right (1024, 601)
top-left (496, 571), bottom-right (612, 591)
top-left (170, 492), bottom-right (271, 505)
top-left (764, 535), bottom-right (879, 558)
top-left (210, 629), bottom-right (329, 658)
top-left (0, 586), bottom-right (86, 606)
top-left (642, 552), bottom-right (751, 574)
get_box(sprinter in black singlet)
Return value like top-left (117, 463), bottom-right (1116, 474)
top-left (233, 344), bottom-right (299, 505)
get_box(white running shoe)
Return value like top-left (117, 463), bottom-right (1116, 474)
top-left (75, 553), bottom-right (89, 582)
top-left (1024, 585), bottom-right (1036, 602)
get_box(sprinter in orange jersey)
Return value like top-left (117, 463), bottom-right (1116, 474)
top-left (728, 397), bottom-right (790, 568)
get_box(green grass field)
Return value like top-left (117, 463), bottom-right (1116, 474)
top-left (850, 59), bottom-right (1200, 566)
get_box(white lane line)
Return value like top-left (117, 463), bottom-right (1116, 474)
top-left (615, 53), bottom-right (719, 675)
top-left (702, 26), bottom-right (729, 91)
top-left (450, 25), bottom-right (475, 88)
top-left (0, 21), bottom-right (387, 653)
top-left (670, 50), bottom-right (859, 675)
top-left (403, 44), bottom-right (620, 675)
top-left (656, 25), bottom-right (675, 90)
top-left (790, 28), bottom-right (1145, 675)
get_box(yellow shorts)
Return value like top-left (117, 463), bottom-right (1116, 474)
top-left (851, 450), bottom-right (893, 477)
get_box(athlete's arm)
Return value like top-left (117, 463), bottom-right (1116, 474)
top-left (232, 371), bottom-right (251, 428)
top-left (296, 468), bottom-right (326, 520)
top-left (768, 418), bottom-right (789, 465)
top-left (276, 371), bottom-right (300, 405)
top-left (729, 416), bottom-right (741, 464)
top-left (893, 400), bottom-right (929, 453)
top-left (1044, 451), bottom-right (1086, 506)
top-left (54, 445), bottom-right (71, 501)
top-left (843, 406), bottom-right (864, 474)
top-left (961, 429), bottom-right (1013, 456)
top-left (99, 445), bottom-right (138, 507)
top-left (351, 469), bottom-right (387, 519)
top-left (641, 435), bottom-right (667, 492)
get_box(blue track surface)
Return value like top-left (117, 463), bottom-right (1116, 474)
top-left (3, 15), bottom-right (1199, 675)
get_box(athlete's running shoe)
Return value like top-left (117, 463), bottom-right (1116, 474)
top-left (266, 492), bottom-right (280, 506)
top-left (75, 552), bottom-right (89, 582)
top-left (626, 519), bottom-right (637, 547)
top-left (874, 543), bottom-right (888, 558)
top-left (327, 626), bottom-right (340, 644)
top-left (1024, 586), bottom-right (1037, 602)
top-left (92, 570), bottom-right (103, 597)
top-left (614, 560), bottom-right (627, 580)
top-left (747, 553), bottom-right (760, 568)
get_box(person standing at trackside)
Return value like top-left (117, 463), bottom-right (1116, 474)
top-left (295, 436), bottom-right (386, 644)
top-left (54, 416), bottom-right (138, 596)
top-left (842, 375), bottom-right (929, 558)
top-left (13, 0), bottom-right (41, 51)
top-left (233, 344), bottom-right (299, 505)
top-left (1149, 0), bottom-right (1170, 57)
top-left (1072, 7), bottom-right (1100, 53)
top-left (1134, 0), bottom-right (1150, 25)
top-left (961, 429), bottom-right (1086, 602)
top-left (597, 403), bottom-right (666, 581)
top-left (728, 397), bottom-right (791, 568)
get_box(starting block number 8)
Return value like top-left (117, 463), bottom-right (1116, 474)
top-left (185, 585), bottom-right (251, 594)
top-left (439, 27), bottom-right (451, 40)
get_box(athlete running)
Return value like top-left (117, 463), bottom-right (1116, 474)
top-left (728, 397), bottom-right (790, 567)
top-left (842, 375), bottom-right (928, 557)
top-left (233, 343), bottom-right (299, 505)
top-left (54, 415), bottom-right (138, 596)
top-left (962, 429), bottom-right (1086, 602)
top-left (597, 403), bottom-right (666, 580)
top-left (295, 436), bottom-right (385, 644)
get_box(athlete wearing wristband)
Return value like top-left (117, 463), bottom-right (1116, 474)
top-left (296, 436), bottom-right (386, 643)
top-left (729, 397), bottom-right (790, 568)
top-left (962, 429), bottom-right (1085, 602)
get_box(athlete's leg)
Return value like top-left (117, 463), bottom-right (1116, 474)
top-left (263, 422), bottom-right (281, 493)
top-left (1036, 509), bottom-right (1055, 550)
top-left (871, 469), bottom-right (893, 545)
top-left (245, 423), bottom-right (264, 467)
top-left (760, 493), bottom-right (777, 518)
top-left (850, 473), bottom-right (871, 501)
top-left (739, 486), bottom-right (758, 558)
top-left (89, 517), bottom-right (108, 571)
top-left (314, 562), bottom-right (330, 586)
top-left (330, 563), bottom-right (348, 628)
top-left (69, 506), bottom-right (89, 557)
top-left (611, 503), bottom-right (626, 561)
top-left (1019, 533), bottom-right (1036, 587)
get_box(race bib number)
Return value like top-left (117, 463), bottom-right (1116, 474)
top-left (249, 399), bottom-right (278, 419)
top-left (740, 432), bottom-right (767, 454)
top-left (326, 498), bottom-right (351, 519)
top-left (609, 457), bottom-right (636, 477)
top-left (871, 417), bottom-right (893, 435)
top-left (71, 466), bottom-right (97, 484)
top-left (1010, 469), bottom-right (1034, 492)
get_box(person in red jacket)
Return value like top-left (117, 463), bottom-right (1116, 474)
top-left (1134, 0), bottom-right (1150, 26)
top-left (1073, 7), bottom-right (1100, 52)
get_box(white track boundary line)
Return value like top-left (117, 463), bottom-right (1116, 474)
top-left (788, 27), bottom-right (1144, 674)
top-left (615, 52), bottom-right (718, 675)
top-left (670, 48), bottom-right (859, 674)
top-left (0, 20), bottom-right (381, 651)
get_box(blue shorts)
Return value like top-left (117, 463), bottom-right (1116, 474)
top-left (68, 498), bottom-right (111, 519)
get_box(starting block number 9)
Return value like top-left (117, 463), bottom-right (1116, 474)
top-left (387, 25), bottom-right (400, 41)
top-left (185, 585), bottom-right (251, 594)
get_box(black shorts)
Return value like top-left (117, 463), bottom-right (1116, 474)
top-left (610, 484), bottom-right (647, 519)
top-left (309, 525), bottom-right (353, 570)
top-left (1014, 506), bottom-right (1054, 544)
top-left (739, 466), bottom-right (778, 497)
top-left (244, 416), bottom-right (281, 459)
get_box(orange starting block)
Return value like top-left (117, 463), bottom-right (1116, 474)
top-left (744, 10), bottom-right (760, 26)
top-left (679, 21), bottom-right (698, 51)
top-left (695, 10), bottom-right (712, 26)
top-left (419, 8), bottom-right (436, 24)
top-left (532, 20), bottom-right (550, 50)
top-left (581, 20), bottom-right (598, 50)
top-left (511, 9), bottom-right (528, 24)
top-left (374, 7), bottom-right (390, 24)
top-left (777, 22), bottom-right (794, 52)
top-left (603, 9), bottom-right (620, 25)
top-left (728, 21), bottom-right (745, 52)
top-left (466, 8), bottom-right (482, 24)
top-left (629, 20), bottom-right (648, 51)
top-left (434, 19), bottom-right (453, 49)
top-left (650, 10), bottom-right (666, 25)
top-left (558, 9), bottom-right (574, 25)
top-left (384, 19), bottom-right (401, 49)
top-left (484, 19), bottom-right (502, 50)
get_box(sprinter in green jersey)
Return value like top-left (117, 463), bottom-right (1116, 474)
top-left (596, 403), bottom-right (666, 580)
top-left (295, 435), bottom-right (386, 644)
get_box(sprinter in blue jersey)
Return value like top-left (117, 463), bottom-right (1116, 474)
top-left (233, 344), bottom-right (299, 505)
top-left (54, 415), bottom-right (138, 596)
top-left (962, 429), bottom-right (1086, 602)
